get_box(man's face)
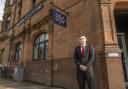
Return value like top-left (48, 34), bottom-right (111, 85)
top-left (79, 36), bottom-right (87, 45)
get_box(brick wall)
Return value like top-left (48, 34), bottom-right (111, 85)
top-left (23, 0), bottom-right (105, 89)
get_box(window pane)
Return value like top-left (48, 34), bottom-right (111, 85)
top-left (16, 53), bottom-right (19, 62)
top-left (15, 44), bottom-right (22, 62)
top-left (19, 50), bottom-right (21, 59)
top-left (33, 45), bottom-right (38, 59)
top-left (35, 37), bottom-right (40, 44)
top-left (39, 43), bottom-right (44, 59)
top-left (45, 34), bottom-right (48, 40)
top-left (40, 34), bottom-right (44, 42)
top-left (45, 42), bottom-right (48, 59)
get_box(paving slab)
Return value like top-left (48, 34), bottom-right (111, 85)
top-left (0, 79), bottom-right (64, 89)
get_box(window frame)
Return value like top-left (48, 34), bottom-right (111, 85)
top-left (33, 33), bottom-right (48, 61)
top-left (15, 43), bottom-right (22, 62)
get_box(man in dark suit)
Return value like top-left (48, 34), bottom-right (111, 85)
top-left (74, 35), bottom-right (94, 89)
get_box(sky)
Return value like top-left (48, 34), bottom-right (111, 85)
top-left (0, 0), bottom-right (5, 20)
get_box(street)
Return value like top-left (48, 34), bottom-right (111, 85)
top-left (0, 79), bottom-right (63, 89)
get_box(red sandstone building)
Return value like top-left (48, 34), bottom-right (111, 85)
top-left (0, 0), bottom-right (127, 89)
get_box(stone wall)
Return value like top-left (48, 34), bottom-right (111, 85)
top-left (23, 0), bottom-right (105, 89)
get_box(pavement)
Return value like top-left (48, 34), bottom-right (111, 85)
top-left (0, 78), bottom-right (64, 89)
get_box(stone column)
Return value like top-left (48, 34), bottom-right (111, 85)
top-left (100, 0), bottom-right (125, 89)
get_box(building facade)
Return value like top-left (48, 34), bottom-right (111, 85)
top-left (0, 0), bottom-right (128, 89)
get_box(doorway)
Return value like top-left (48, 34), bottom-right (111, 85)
top-left (114, 9), bottom-right (128, 88)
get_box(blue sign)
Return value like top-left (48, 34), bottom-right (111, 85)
top-left (52, 9), bottom-right (67, 27)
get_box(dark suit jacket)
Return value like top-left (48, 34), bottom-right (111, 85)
top-left (74, 44), bottom-right (94, 75)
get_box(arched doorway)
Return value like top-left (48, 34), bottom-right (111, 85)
top-left (114, 2), bottom-right (128, 88)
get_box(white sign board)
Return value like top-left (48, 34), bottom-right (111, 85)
top-left (108, 53), bottom-right (119, 57)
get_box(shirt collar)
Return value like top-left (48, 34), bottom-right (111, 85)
top-left (81, 43), bottom-right (87, 47)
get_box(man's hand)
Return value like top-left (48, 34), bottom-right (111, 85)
top-left (80, 65), bottom-right (87, 72)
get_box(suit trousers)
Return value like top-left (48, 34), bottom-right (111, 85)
top-left (77, 70), bottom-right (94, 89)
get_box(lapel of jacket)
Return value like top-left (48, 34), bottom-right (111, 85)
top-left (77, 46), bottom-right (83, 65)
top-left (84, 45), bottom-right (88, 56)
top-left (78, 46), bottom-right (82, 57)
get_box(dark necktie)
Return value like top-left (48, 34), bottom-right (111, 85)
top-left (82, 46), bottom-right (85, 57)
